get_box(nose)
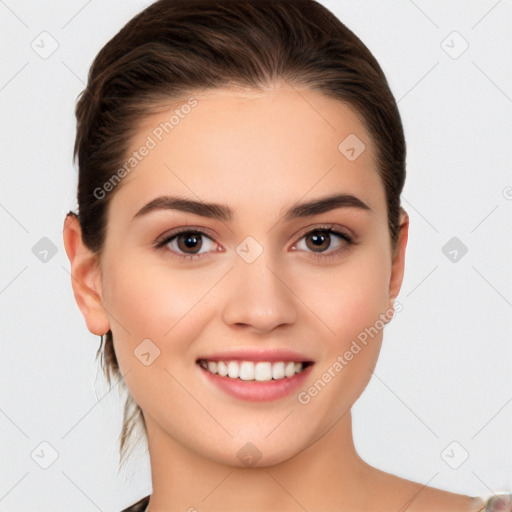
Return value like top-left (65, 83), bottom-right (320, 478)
top-left (220, 252), bottom-right (298, 334)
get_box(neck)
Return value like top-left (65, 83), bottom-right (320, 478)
top-left (145, 410), bottom-right (375, 512)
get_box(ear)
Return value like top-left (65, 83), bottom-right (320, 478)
top-left (63, 213), bottom-right (110, 336)
top-left (387, 208), bottom-right (409, 310)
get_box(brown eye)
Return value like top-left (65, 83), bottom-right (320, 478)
top-left (157, 229), bottom-right (217, 259)
top-left (293, 227), bottom-right (353, 259)
top-left (176, 232), bottom-right (203, 254)
top-left (304, 230), bottom-right (332, 252)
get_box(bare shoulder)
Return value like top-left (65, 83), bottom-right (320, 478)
top-left (361, 464), bottom-right (485, 512)
top-left (399, 483), bottom-right (485, 512)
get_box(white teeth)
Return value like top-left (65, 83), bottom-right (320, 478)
top-left (254, 362), bottom-right (272, 381)
top-left (239, 361), bottom-right (255, 381)
top-left (285, 361), bottom-right (296, 378)
top-left (199, 359), bottom-right (306, 381)
top-left (272, 362), bottom-right (285, 380)
top-left (227, 361), bottom-right (239, 379)
top-left (217, 361), bottom-right (228, 376)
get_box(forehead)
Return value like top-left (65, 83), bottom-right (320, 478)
top-left (110, 84), bottom-right (386, 218)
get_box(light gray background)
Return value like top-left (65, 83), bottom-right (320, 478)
top-left (1, 1), bottom-right (511, 511)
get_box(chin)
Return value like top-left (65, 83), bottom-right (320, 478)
top-left (197, 432), bottom-right (307, 469)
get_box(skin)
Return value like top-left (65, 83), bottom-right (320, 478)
top-left (63, 83), bottom-right (482, 511)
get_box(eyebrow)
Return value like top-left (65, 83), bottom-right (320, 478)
top-left (132, 193), bottom-right (372, 222)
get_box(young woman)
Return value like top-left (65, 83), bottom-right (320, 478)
top-left (63, 1), bottom-right (511, 510)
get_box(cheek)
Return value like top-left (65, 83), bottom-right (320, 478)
top-left (296, 254), bottom-right (390, 416)
top-left (101, 260), bottom-right (213, 409)
top-left (291, 249), bottom-right (391, 348)
top-left (103, 255), bottom-right (201, 333)
top-left (101, 255), bottom-right (226, 372)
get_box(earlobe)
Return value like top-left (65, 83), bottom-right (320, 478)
top-left (387, 208), bottom-right (409, 310)
top-left (63, 213), bottom-right (110, 336)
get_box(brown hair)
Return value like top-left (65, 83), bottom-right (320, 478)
top-left (70, 0), bottom-right (406, 468)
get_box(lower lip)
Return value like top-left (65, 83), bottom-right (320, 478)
top-left (199, 363), bottom-right (314, 402)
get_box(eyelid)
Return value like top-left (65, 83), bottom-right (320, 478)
top-left (154, 225), bottom-right (218, 247)
top-left (293, 223), bottom-right (354, 243)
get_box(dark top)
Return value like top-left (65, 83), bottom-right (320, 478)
top-left (121, 495), bottom-right (149, 512)
top-left (121, 493), bottom-right (512, 511)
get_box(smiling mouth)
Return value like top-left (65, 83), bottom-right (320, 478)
top-left (197, 359), bottom-right (314, 382)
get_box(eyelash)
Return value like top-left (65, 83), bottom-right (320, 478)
top-left (154, 225), bottom-right (354, 262)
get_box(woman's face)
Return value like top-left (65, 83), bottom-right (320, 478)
top-left (85, 84), bottom-right (407, 466)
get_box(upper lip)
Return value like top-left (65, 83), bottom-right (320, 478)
top-left (197, 349), bottom-right (314, 363)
